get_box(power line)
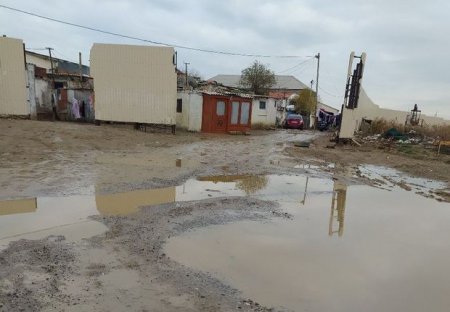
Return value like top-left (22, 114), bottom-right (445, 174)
top-left (277, 57), bottom-right (314, 74)
top-left (52, 49), bottom-right (71, 60)
top-left (319, 86), bottom-right (343, 98)
top-left (0, 4), bottom-right (309, 59)
top-left (285, 59), bottom-right (316, 76)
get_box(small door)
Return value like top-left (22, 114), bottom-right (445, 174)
top-left (213, 100), bottom-right (227, 132)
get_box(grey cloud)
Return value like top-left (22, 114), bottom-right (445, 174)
top-left (0, 0), bottom-right (449, 118)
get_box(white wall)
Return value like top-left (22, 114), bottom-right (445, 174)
top-left (34, 77), bottom-right (52, 112)
top-left (188, 93), bottom-right (203, 131)
top-left (176, 92), bottom-right (189, 129)
top-left (176, 91), bottom-right (203, 131)
top-left (251, 97), bottom-right (277, 126)
top-left (26, 64), bottom-right (37, 119)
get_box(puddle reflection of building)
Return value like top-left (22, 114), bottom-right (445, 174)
top-left (0, 198), bottom-right (37, 216)
top-left (329, 181), bottom-right (347, 237)
top-left (95, 187), bottom-right (176, 215)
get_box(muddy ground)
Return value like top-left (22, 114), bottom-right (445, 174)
top-left (0, 119), bottom-right (449, 311)
top-left (285, 133), bottom-right (450, 183)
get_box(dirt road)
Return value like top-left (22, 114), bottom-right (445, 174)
top-left (0, 120), bottom-right (449, 311)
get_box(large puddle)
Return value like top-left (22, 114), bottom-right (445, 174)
top-left (1, 168), bottom-right (449, 311)
top-left (0, 175), bottom-right (291, 249)
top-left (166, 174), bottom-right (450, 312)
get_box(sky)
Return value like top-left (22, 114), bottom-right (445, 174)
top-left (1, 0), bottom-right (449, 119)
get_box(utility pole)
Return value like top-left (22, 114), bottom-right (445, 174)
top-left (79, 52), bottom-right (83, 81)
top-left (314, 53), bottom-right (320, 129)
top-left (45, 47), bottom-right (58, 121)
top-left (45, 47), bottom-right (55, 76)
top-left (184, 62), bottom-right (190, 90)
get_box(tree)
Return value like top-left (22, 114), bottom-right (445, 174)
top-left (239, 61), bottom-right (276, 95)
top-left (235, 175), bottom-right (268, 195)
top-left (294, 89), bottom-right (317, 115)
top-left (183, 69), bottom-right (203, 89)
top-left (188, 69), bottom-right (203, 80)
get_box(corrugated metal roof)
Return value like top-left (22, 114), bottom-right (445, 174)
top-left (209, 74), bottom-right (309, 90)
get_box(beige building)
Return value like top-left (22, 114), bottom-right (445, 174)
top-left (0, 36), bottom-right (28, 116)
top-left (90, 43), bottom-right (177, 125)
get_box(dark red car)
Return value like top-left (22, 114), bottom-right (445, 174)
top-left (284, 114), bottom-right (304, 129)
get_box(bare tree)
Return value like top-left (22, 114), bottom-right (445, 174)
top-left (239, 61), bottom-right (276, 95)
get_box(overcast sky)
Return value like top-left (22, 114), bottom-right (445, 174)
top-left (1, 0), bottom-right (449, 119)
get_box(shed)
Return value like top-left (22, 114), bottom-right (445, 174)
top-left (176, 91), bottom-right (253, 133)
top-left (201, 92), bottom-right (252, 133)
top-left (90, 43), bottom-right (176, 125)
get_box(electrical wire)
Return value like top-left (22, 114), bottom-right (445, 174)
top-left (277, 57), bottom-right (314, 74)
top-left (52, 49), bottom-right (71, 60)
top-left (0, 4), bottom-right (310, 58)
top-left (318, 86), bottom-right (343, 98)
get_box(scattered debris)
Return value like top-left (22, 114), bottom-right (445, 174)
top-left (351, 138), bottom-right (361, 146)
top-left (293, 141), bottom-right (310, 148)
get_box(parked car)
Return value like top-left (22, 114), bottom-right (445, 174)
top-left (284, 114), bottom-right (304, 129)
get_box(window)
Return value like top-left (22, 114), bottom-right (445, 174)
top-left (216, 101), bottom-right (225, 116)
top-left (176, 99), bottom-right (182, 113)
top-left (54, 82), bottom-right (65, 89)
top-left (231, 101), bottom-right (239, 124)
top-left (240, 102), bottom-right (250, 125)
top-left (259, 101), bottom-right (266, 110)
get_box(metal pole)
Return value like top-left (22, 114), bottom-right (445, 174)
top-left (45, 47), bottom-right (55, 80)
top-left (314, 53), bottom-right (320, 129)
top-left (184, 62), bottom-right (190, 90)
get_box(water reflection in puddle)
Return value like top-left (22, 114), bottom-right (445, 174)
top-left (0, 186), bottom-right (183, 248)
top-left (0, 175), bottom-right (314, 249)
top-left (0, 195), bottom-right (108, 249)
top-left (2, 169), bottom-right (450, 311)
top-left (166, 176), bottom-right (450, 312)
